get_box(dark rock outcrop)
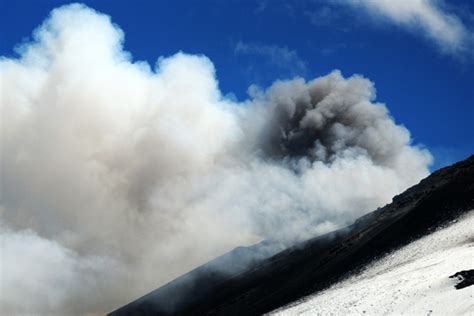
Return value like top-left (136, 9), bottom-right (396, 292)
top-left (450, 270), bottom-right (474, 290)
top-left (110, 155), bottom-right (474, 316)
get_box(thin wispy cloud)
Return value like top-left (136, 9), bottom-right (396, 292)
top-left (255, 0), bottom-right (269, 13)
top-left (235, 41), bottom-right (307, 76)
top-left (305, 6), bottom-right (336, 26)
top-left (345, 0), bottom-right (473, 58)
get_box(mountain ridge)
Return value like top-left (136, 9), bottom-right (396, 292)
top-left (110, 155), bottom-right (474, 315)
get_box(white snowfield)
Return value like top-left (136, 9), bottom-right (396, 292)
top-left (271, 210), bottom-right (474, 316)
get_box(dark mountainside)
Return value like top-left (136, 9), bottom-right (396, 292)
top-left (110, 155), bottom-right (474, 316)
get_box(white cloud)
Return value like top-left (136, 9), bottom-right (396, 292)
top-left (346, 0), bottom-right (472, 56)
top-left (0, 4), bottom-right (432, 314)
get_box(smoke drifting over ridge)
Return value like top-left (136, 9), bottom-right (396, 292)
top-left (0, 4), bottom-right (431, 315)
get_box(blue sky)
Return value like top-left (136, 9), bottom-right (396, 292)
top-left (1, 0), bottom-right (473, 169)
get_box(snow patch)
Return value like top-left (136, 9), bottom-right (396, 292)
top-left (271, 210), bottom-right (474, 315)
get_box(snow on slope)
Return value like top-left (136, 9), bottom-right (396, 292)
top-left (272, 210), bottom-right (474, 315)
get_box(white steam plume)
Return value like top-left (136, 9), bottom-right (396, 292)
top-left (0, 4), bottom-right (432, 315)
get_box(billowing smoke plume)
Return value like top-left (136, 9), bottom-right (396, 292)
top-left (0, 4), bottom-right (431, 315)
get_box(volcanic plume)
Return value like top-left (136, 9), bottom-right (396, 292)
top-left (0, 4), bottom-right (431, 314)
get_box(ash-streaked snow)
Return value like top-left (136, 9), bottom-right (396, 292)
top-left (271, 210), bottom-right (474, 315)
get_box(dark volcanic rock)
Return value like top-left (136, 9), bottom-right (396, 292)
top-left (109, 155), bottom-right (474, 316)
top-left (450, 270), bottom-right (474, 290)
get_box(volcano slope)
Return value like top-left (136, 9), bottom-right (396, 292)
top-left (110, 155), bottom-right (474, 316)
top-left (272, 209), bottom-right (474, 315)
